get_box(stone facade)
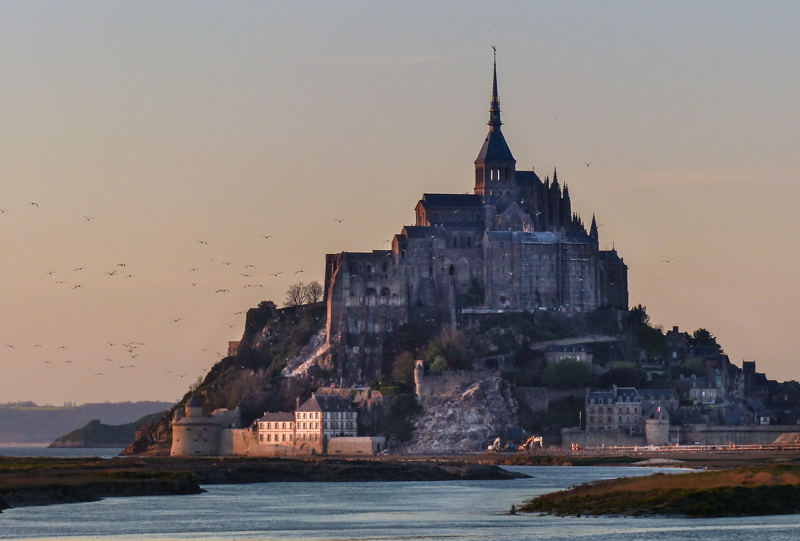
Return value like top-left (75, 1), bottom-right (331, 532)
top-left (171, 394), bottom-right (364, 457)
top-left (170, 395), bottom-right (242, 457)
top-left (585, 386), bottom-right (643, 436)
top-left (324, 57), bottom-right (628, 381)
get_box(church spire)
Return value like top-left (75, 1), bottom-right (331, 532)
top-left (590, 214), bottom-right (599, 240)
top-left (488, 46), bottom-right (502, 127)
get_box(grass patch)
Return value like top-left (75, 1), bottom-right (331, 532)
top-left (520, 464), bottom-right (800, 517)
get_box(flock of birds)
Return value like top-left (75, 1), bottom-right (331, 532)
top-left (0, 202), bottom-right (354, 399)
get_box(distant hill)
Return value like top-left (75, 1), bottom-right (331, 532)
top-left (0, 401), bottom-right (175, 444)
top-left (49, 412), bottom-right (167, 448)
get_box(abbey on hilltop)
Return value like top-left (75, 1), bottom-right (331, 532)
top-left (324, 55), bottom-right (628, 379)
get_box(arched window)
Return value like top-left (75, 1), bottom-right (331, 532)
top-left (380, 287), bottom-right (390, 296)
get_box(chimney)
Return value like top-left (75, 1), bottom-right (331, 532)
top-left (296, 397), bottom-right (300, 410)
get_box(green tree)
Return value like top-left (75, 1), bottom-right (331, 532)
top-left (542, 357), bottom-right (593, 389)
top-left (688, 328), bottom-right (722, 352)
top-left (392, 352), bottom-right (417, 385)
top-left (430, 356), bottom-right (448, 373)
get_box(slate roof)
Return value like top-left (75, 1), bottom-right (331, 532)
top-left (419, 193), bottom-right (483, 209)
top-left (638, 389), bottom-right (679, 402)
top-left (258, 412), bottom-right (295, 422)
top-left (475, 127), bottom-right (515, 163)
top-left (615, 387), bottom-right (641, 403)
top-left (401, 226), bottom-right (440, 239)
top-left (544, 345), bottom-right (591, 353)
top-left (296, 394), bottom-right (357, 413)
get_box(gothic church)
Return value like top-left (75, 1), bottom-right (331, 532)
top-left (324, 57), bottom-right (628, 380)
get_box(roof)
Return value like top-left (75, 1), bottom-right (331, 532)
top-left (401, 226), bottom-right (440, 239)
top-left (638, 389), bottom-right (679, 400)
top-left (615, 387), bottom-right (641, 402)
top-left (514, 170), bottom-right (542, 185)
top-left (297, 394), bottom-right (357, 413)
top-left (258, 412), bottom-right (295, 422)
top-left (475, 126), bottom-right (515, 163)
top-left (544, 345), bottom-right (591, 353)
top-left (419, 193), bottom-right (483, 209)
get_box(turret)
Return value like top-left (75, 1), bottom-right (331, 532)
top-left (185, 394), bottom-right (203, 418)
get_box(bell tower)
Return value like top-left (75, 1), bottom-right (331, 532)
top-left (474, 48), bottom-right (516, 198)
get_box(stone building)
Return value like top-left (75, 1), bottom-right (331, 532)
top-left (324, 55), bottom-right (628, 381)
top-left (170, 394), bottom-right (242, 457)
top-left (585, 386), bottom-right (642, 436)
top-left (294, 394), bottom-right (358, 455)
top-left (543, 345), bottom-right (593, 365)
top-left (256, 412), bottom-right (295, 446)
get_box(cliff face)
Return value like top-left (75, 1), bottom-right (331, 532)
top-left (394, 376), bottom-right (519, 454)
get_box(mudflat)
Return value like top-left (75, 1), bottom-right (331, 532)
top-left (0, 455), bottom-right (526, 512)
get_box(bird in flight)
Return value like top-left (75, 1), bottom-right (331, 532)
top-left (72, 285), bottom-right (84, 289)
top-left (189, 268), bottom-right (199, 272)
top-left (295, 270), bottom-right (307, 274)
top-left (172, 318), bottom-right (182, 322)
top-left (34, 344), bottom-right (42, 348)
top-left (0, 209), bottom-right (9, 213)
top-left (124, 274), bottom-right (135, 279)
top-left (661, 258), bottom-right (675, 263)
top-left (333, 218), bottom-right (346, 223)
top-left (583, 161), bottom-right (594, 167)
top-left (105, 270), bottom-right (117, 276)
top-left (28, 202), bottom-right (38, 208)
top-left (4, 345), bottom-right (14, 350)
top-left (245, 264), bottom-right (256, 269)
top-left (222, 262), bottom-right (233, 266)
top-left (260, 235), bottom-right (272, 240)
top-left (196, 240), bottom-right (208, 245)
top-left (47, 271), bottom-right (56, 275)
top-left (74, 267), bottom-right (86, 271)
top-left (59, 346), bottom-right (67, 350)
top-left (268, 272), bottom-right (282, 277)
top-left (55, 281), bottom-right (68, 284)
top-left (117, 263), bottom-right (126, 267)
top-left (82, 216), bottom-right (95, 221)
top-left (215, 289), bottom-right (230, 294)
top-left (240, 273), bottom-right (252, 277)
top-left (95, 372), bottom-right (104, 376)
top-left (189, 283), bottom-right (198, 287)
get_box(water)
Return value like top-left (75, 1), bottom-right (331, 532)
top-left (0, 446), bottom-right (123, 459)
top-left (2, 465), bottom-right (800, 540)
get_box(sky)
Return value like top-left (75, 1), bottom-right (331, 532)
top-left (1, 1), bottom-right (799, 405)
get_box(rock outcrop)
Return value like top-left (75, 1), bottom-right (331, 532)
top-left (395, 376), bottom-right (519, 453)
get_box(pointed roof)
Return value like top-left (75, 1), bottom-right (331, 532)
top-left (187, 394), bottom-right (202, 408)
top-left (476, 51), bottom-right (515, 164)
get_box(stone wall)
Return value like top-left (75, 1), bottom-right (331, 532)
top-left (327, 436), bottom-right (386, 456)
top-left (675, 425), bottom-right (800, 445)
top-left (170, 419), bottom-right (222, 457)
top-left (561, 427), bottom-right (646, 449)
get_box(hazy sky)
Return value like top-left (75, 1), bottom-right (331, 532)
top-left (1, 2), bottom-right (799, 405)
